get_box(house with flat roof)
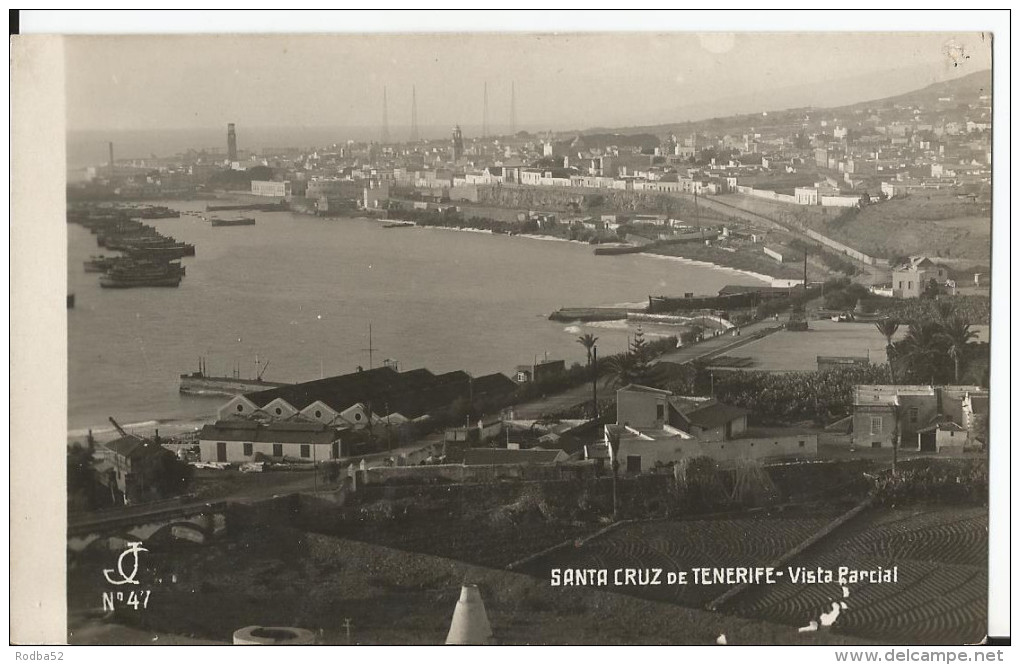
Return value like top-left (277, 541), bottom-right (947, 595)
top-left (603, 384), bottom-right (815, 473)
top-left (851, 384), bottom-right (987, 452)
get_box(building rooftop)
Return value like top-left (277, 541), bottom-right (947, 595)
top-left (244, 366), bottom-right (514, 420)
top-left (199, 420), bottom-right (337, 445)
top-left (102, 435), bottom-right (169, 460)
top-left (682, 401), bottom-right (751, 429)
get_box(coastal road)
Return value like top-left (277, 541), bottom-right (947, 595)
top-left (510, 317), bottom-right (786, 420)
top-left (690, 193), bottom-right (889, 286)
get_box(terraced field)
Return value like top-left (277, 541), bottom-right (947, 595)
top-left (330, 515), bottom-right (594, 569)
top-left (519, 511), bottom-right (839, 607)
top-left (727, 506), bottom-right (988, 644)
top-left (520, 506), bottom-right (987, 645)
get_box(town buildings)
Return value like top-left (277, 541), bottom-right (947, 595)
top-left (93, 434), bottom-right (177, 505)
top-left (602, 384), bottom-right (817, 473)
top-left (200, 366), bottom-right (516, 463)
top-left (851, 384), bottom-right (988, 452)
top-left (250, 179), bottom-right (292, 198)
top-left (891, 256), bottom-right (954, 298)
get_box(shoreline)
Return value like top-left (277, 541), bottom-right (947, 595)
top-left (389, 220), bottom-right (791, 282)
top-left (67, 214), bottom-right (785, 440)
top-left (68, 416), bottom-right (213, 446)
top-left (637, 252), bottom-right (780, 287)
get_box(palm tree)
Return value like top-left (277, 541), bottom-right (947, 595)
top-left (602, 352), bottom-right (639, 389)
top-left (933, 300), bottom-right (956, 324)
top-left (937, 316), bottom-right (978, 383)
top-left (896, 322), bottom-right (947, 384)
top-left (577, 333), bottom-right (599, 367)
top-left (874, 318), bottom-right (900, 383)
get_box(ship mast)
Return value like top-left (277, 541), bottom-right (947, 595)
top-left (361, 323), bottom-right (378, 370)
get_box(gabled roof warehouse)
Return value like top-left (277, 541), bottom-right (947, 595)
top-left (244, 366), bottom-right (517, 419)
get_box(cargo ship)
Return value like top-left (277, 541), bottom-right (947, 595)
top-left (206, 201), bottom-right (288, 212)
top-left (211, 217), bottom-right (256, 227)
top-left (180, 358), bottom-right (290, 396)
top-left (83, 254), bottom-right (119, 272)
top-left (99, 260), bottom-right (185, 289)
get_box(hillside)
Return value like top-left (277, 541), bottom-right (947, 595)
top-left (575, 69), bottom-right (992, 140)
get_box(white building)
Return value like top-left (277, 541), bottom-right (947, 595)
top-left (251, 180), bottom-right (292, 197)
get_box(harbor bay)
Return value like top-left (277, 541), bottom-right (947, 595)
top-left (67, 200), bottom-right (764, 434)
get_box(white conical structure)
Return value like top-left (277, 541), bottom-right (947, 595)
top-left (445, 584), bottom-right (494, 645)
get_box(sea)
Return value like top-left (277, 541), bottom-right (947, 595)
top-left (67, 201), bottom-right (767, 438)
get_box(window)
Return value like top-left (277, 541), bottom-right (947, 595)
top-left (300, 445), bottom-right (310, 458)
top-left (872, 441), bottom-right (882, 449)
top-left (275, 407), bottom-right (282, 415)
top-left (273, 444), bottom-right (283, 457)
top-left (314, 410), bottom-right (322, 418)
top-left (909, 407), bottom-right (919, 424)
top-left (243, 443), bottom-right (253, 456)
top-left (354, 413), bottom-right (363, 422)
top-left (898, 281), bottom-right (904, 289)
top-left (236, 404), bottom-right (244, 412)
top-left (799, 441), bottom-right (805, 448)
top-left (908, 281), bottom-right (913, 290)
top-left (870, 417), bottom-right (883, 435)
top-left (656, 403), bottom-right (665, 420)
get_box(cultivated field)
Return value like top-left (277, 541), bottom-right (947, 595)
top-left (519, 511), bottom-right (840, 608)
top-left (715, 319), bottom-right (902, 371)
top-left (519, 505), bottom-right (987, 644)
top-left (728, 506), bottom-right (988, 644)
top-left (68, 524), bottom-right (866, 645)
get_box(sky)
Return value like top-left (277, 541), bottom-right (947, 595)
top-left (64, 32), bottom-right (992, 135)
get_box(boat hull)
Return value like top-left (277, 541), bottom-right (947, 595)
top-left (179, 375), bottom-right (290, 396)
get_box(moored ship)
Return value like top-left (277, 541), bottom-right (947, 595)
top-left (180, 358), bottom-right (290, 396)
top-left (211, 217), bottom-right (256, 227)
top-left (99, 260), bottom-right (185, 289)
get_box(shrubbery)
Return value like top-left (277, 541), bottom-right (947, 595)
top-left (872, 459), bottom-right (988, 506)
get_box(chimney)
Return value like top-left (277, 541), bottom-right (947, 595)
top-left (445, 584), bottom-right (494, 645)
top-left (108, 142), bottom-right (114, 168)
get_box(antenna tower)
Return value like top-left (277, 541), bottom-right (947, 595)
top-left (482, 81), bottom-right (489, 138)
top-left (410, 85), bottom-right (419, 142)
top-left (361, 323), bottom-right (379, 370)
top-left (510, 81), bottom-right (517, 136)
top-left (382, 86), bottom-right (390, 144)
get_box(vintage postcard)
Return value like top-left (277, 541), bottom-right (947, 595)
top-left (9, 11), bottom-right (1009, 652)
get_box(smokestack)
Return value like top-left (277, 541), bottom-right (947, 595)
top-left (108, 142), bottom-right (114, 169)
top-left (227, 123), bottom-right (237, 162)
top-left (446, 584), bottom-right (494, 645)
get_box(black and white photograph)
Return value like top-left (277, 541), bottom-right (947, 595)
top-left (9, 10), bottom-right (1010, 654)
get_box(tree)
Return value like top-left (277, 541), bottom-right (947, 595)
top-left (603, 328), bottom-right (653, 388)
top-left (895, 322), bottom-right (948, 384)
top-left (937, 316), bottom-right (978, 383)
top-left (874, 318), bottom-right (900, 383)
top-left (153, 454), bottom-right (194, 497)
top-left (577, 333), bottom-right (599, 367)
top-left (921, 278), bottom-right (945, 300)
